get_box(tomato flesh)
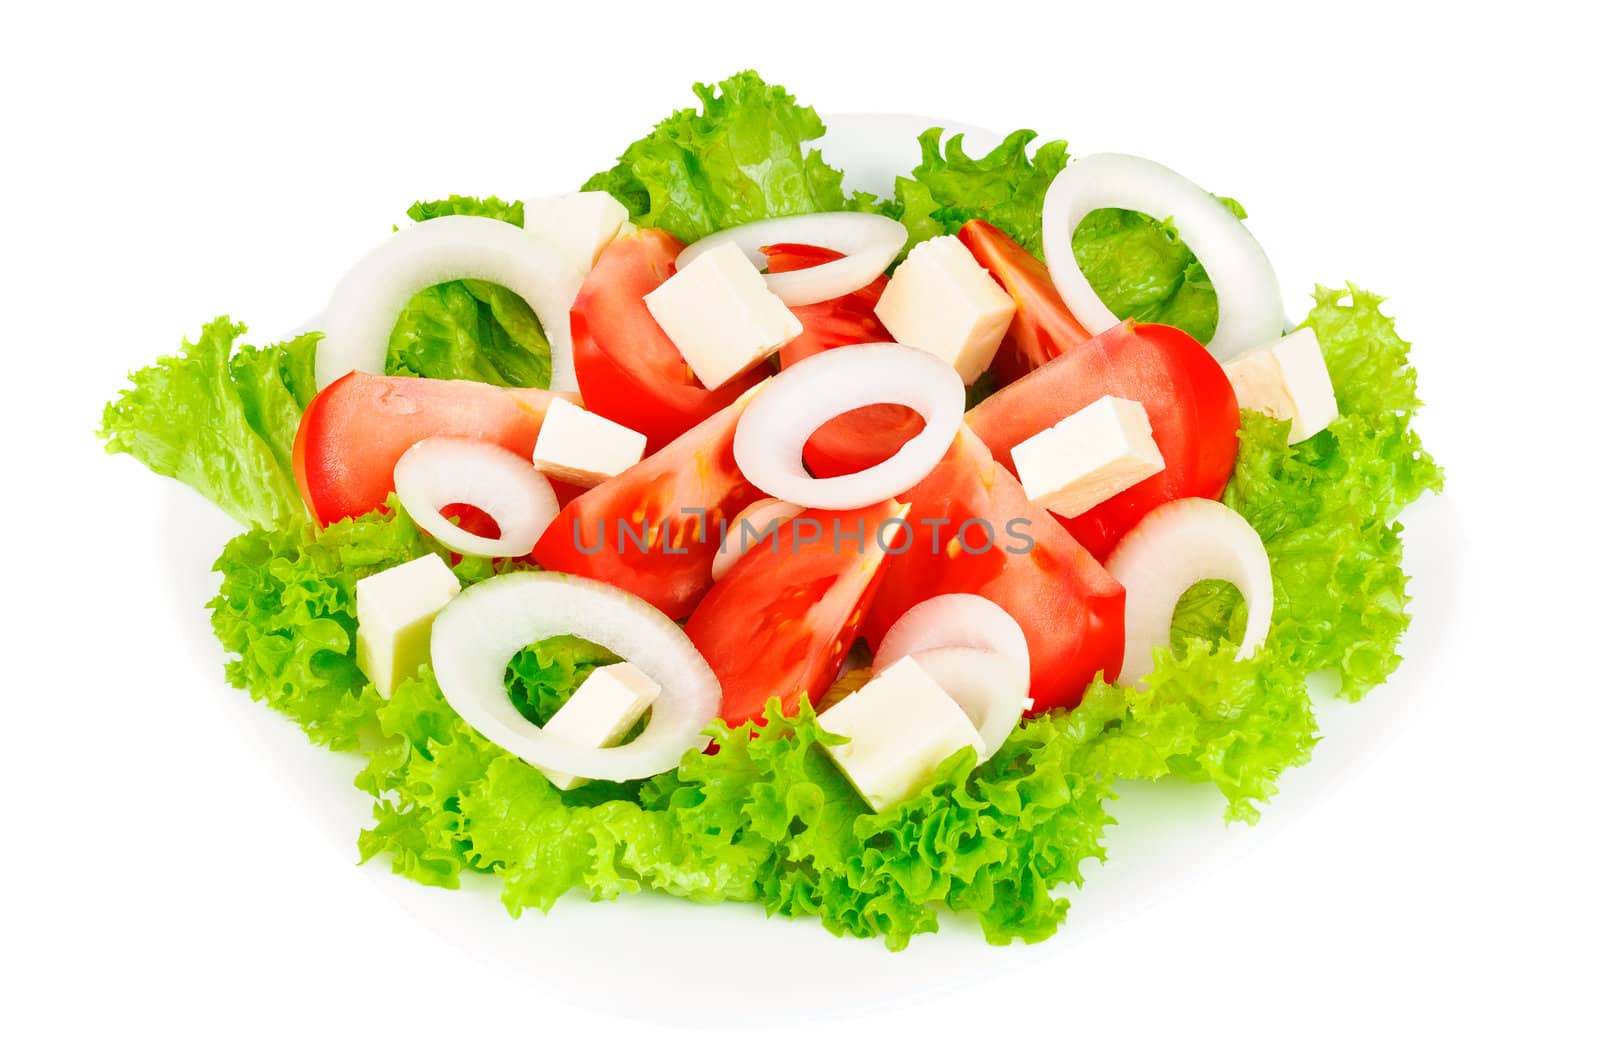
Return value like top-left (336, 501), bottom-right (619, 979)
top-left (862, 428), bottom-right (1125, 711)
top-left (532, 394), bottom-right (762, 620)
top-left (686, 499), bottom-right (906, 728)
top-left (572, 229), bottom-right (769, 453)
top-left (965, 321), bottom-right (1240, 560)
top-left (958, 219), bottom-right (1090, 386)
top-left (768, 243), bottom-right (923, 478)
top-left (292, 372), bottom-right (565, 526)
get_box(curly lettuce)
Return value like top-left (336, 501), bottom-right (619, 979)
top-left (101, 200), bottom-right (552, 530)
top-left (583, 70), bottom-right (872, 244)
top-left (99, 318), bottom-right (317, 529)
top-left (889, 128), bottom-right (1244, 343)
top-left (386, 196), bottom-right (552, 388)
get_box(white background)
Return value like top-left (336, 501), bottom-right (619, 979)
top-left (4, 1), bottom-right (1597, 1059)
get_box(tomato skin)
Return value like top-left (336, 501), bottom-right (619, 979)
top-left (958, 220), bottom-right (1090, 386)
top-left (292, 372), bottom-right (565, 526)
top-left (531, 393), bottom-right (762, 620)
top-left (572, 229), bottom-right (769, 452)
top-left (686, 499), bottom-right (906, 728)
top-left (862, 428), bottom-right (1125, 711)
top-left (965, 321), bottom-right (1240, 560)
top-left (767, 243), bottom-right (923, 478)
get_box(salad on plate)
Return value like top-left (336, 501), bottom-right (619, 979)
top-left (99, 71), bottom-right (1442, 950)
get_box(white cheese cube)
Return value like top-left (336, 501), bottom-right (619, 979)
top-left (1223, 328), bottom-right (1338, 444)
top-left (539, 662), bottom-right (662, 790)
top-left (872, 235), bottom-right (1016, 384)
top-left (533, 397), bottom-right (647, 488)
top-left (1012, 395), bottom-right (1166, 519)
top-left (355, 554), bottom-right (461, 699)
top-left (643, 242), bottom-right (802, 390)
top-left (521, 191), bottom-right (629, 271)
top-left (818, 657), bottom-right (985, 813)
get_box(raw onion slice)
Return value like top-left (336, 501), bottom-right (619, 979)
top-left (315, 215), bottom-right (584, 392)
top-left (732, 343), bottom-right (964, 509)
top-left (874, 594), bottom-right (1031, 680)
top-left (676, 213), bottom-right (908, 306)
top-left (393, 437), bottom-right (559, 558)
top-left (1105, 497), bottom-right (1273, 685)
top-left (908, 647), bottom-right (1029, 763)
top-left (1040, 153), bottom-right (1284, 360)
top-left (430, 572), bottom-right (720, 782)
top-left (712, 497), bottom-right (803, 581)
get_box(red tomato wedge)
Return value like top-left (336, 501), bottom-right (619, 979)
top-left (958, 219), bottom-right (1090, 386)
top-left (862, 427), bottom-right (1125, 711)
top-left (966, 321), bottom-right (1240, 560)
top-left (292, 372), bottom-right (568, 526)
top-left (687, 499), bottom-right (908, 729)
top-left (572, 228), bottom-right (770, 452)
top-left (768, 243), bottom-right (923, 478)
top-left (532, 390), bottom-right (763, 620)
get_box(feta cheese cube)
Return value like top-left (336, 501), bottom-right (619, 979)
top-left (355, 554), bottom-right (461, 699)
top-left (872, 235), bottom-right (1016, 384)
top-left (1011, 395), bottom-right (1166, 519)
top-left (643, 242), bottom-right (803, 390)
top-left (1223, 328), bottom-right (1338, 444)
top-left (539, 662), bottom-right (662, 790)
top-left (818, 657), bottom-right (985, 813)
top-left (533, 397), bottom-right (647, 488)
top-left (521, 191), bottom-right (629, 271)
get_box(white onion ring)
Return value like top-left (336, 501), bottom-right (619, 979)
top-left (732, 343), bottom-right (964, 509)
top-left (874, 594), bottom-right (1031, 680)
top-left (1105, 497), bottom-right (1274, 686)
top-left (677, 213), bottom-right (908, 307)
top-left (1040, 153), bottom-right (1284, 360)
top-left (712, 498), bottom-right (803, 581)
top-left (907, 647), bottom-right (1029, 763)
top-left (393, 437), bottom-right (559, 558)
top-left (316, 215), bottom-right (584, 392)
top-left (430, 572), bottom-right (721, 782)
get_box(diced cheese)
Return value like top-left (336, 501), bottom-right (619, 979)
top-left (643, 242), bottom-right (802, 390)
top-left (1011, 395), bottom-right (1166, 519)
top-left (520, 191), bottom-right (629, 271)
top-left (533, 397), bottom-right (646, 488)
top-left (1223, 328), bottom-right (1338, 444)
top-left (818, 657), bottom-right (985, 812)
top-left (354, 554), bottom-right (461, 699)
top-left (872, 235), bottom-right (1016, 384)
top-left (539, 662), bottom-right (662, 790)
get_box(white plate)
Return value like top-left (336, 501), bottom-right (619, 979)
top-left (153, 113), bottom-right (1467, 1026)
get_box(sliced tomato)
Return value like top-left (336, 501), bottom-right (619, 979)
top-left (966, 321), bottom-right (1239, 560)
top-left (572, 229), bottom-right (770, 452)
top-left (958, 219), bottom-right (1090, 386)
top-left (767, 243), bottom-right (923, 478)
top-left (531, 393), bottom-right (762, 620)
top-left (862, 427), bottom-right (1125, 711)
top-left (292, 372), bottom-right (566, 526)
top-left (686, 499), bottom-right (906, 728)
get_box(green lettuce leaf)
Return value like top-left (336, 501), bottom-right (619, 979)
top-left (100, 318), bottom-right (317, 529)
top-left (889, 128), bottom-right (1243, 343)
top-left (386, 196), bottom-right (552, 387)
top-left (505, 636), bottom-right (620, 727)
top-left (1176, 286), bottom-right (1444, 698)
top-left (1072, 199), bottom-right (1246, 345)
top-left (209, 507), bottom-right (440, 749)
top-left (891, 128), bottom-right (1069, 257)
top-left (582, 70), bottom-right (861, 243)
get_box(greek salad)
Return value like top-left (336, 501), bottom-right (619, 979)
top-left (100, 72), bottom-right (1441, 949)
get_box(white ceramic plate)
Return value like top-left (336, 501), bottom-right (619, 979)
top-left (153, 113), bottom-right (1467, 1026)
